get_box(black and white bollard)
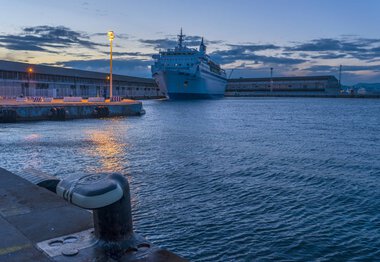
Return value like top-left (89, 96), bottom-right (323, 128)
top-left (18, 170), bottom-right (186, 261)
top-left (56, 173), bottom-right (138, 257)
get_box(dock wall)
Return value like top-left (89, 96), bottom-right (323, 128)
top-left (0, 101), bottom-right (144, 122)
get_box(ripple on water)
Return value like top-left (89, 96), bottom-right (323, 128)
top-left (1, 98), bottom-right (380, 261)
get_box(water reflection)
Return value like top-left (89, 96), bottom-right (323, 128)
top-left (19, 133), bottom-right (43, 171)
top-left (83, 123), bottom-right (140, 211)
top-left (84, 126), bottom-right (128, 173)
top-left (24, 133), bottom-right (41, 141)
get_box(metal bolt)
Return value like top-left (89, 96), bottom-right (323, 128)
top-left (62, 248), bottom-right (79, 256)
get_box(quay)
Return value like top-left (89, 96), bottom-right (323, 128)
top-left (0, 167), bottom-right (186, 261)
top-left (0, 98), bottom-right (145, 122)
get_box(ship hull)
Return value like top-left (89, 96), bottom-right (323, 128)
top-left (153, 70), bottom-right (226, 99)
top-left (167, 93), bottom-right (224, 99)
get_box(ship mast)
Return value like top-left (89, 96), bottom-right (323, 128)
top-left (199, 37), bottom-right (206, 53)
top-left (178, 28), bottom-right (185, 48)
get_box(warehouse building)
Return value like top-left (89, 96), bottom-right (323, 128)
top-left (0, 60), bottom-right (163, 99)
top-left (226, 76), bottom-right (340, 96)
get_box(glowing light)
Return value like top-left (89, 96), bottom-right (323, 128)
top-left (107, 31), bottom-right (115, 41)
top-left (27, 67), bottom-right (33, 73)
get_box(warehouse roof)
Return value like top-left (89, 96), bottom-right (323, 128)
top-left (229, 75), bottom-right (338, 83)
top-left (0, 59), bottom-right (155, 84)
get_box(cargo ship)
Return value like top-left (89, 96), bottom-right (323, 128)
top-left (151, 29), bottom-right (227, 99)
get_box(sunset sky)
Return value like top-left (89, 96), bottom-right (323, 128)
top-left (1, 0), bottom-right (379, 84)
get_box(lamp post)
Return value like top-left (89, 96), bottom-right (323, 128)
top-left (105, 75), bottom-right (110, 99)
top-left (26, 67), bottom-right (33, 97)
top-left (107, 31), bottom-right (115, 100)
top-left (270, 67), bottom-right (273, 93)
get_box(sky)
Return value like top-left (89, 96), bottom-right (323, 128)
top-left (0, 0), bottom-right (380, 85)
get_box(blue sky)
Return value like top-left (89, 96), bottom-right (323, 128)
top-left (0, 0), bottom-right (380, 84)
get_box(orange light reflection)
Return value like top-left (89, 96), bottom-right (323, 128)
top-left (85, 129), bottom-right (127, 173)
top-left (84, 124), bottom-right (139, 209)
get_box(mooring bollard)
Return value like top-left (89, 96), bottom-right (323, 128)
top-left (56, 174), bottom-right (135, 252)
top-left (16, 170), bottom-right (186, 261)
top-left (48, 107), bottom-right (69, 120)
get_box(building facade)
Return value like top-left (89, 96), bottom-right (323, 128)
top-left (226, 76), bottom-right (340, 96)
top-left (0, 60), bottom-right (163, 99)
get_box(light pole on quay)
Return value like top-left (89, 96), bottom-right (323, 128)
top-left (26, 67), bottom-right (33, 97)
top-left (105, 75), bottom-right (110, 99)
top-left (107, 31), bottom-right (115, 100)
top-left (270, 67), bottom-right (273, 93)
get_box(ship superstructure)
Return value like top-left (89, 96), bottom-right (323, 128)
top-left (151, 29), bottom-right (227, 99)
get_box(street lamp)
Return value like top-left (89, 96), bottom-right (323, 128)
top-left (107, 31), bottom-right (115, 99)
top-left (270, 67), bottom-right (273, 93)
top-left (26, 67), bottom-right (33, 97)
top-left (105, 75), bottom-right (110, 99)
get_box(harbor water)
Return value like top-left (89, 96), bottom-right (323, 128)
top-left (0, 98), bottom-right (379, 261)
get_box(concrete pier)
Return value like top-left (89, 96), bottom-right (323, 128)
top-left (0, 168), bottom-right (186, 261)
top-left (0, 99), bottom-right (145, 122)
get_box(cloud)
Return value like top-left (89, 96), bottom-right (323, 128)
top-left (138, 35), bottom-right (222, 50)
top-left (0, 25), bottom-right (105, 53)
top-left (227, 44), bottom-right (280, 52)
top-left (180, 35), bottom-right (223, 46)
top-left (139, 38), bottom-right (178, 50)
top-left (92, 32), bottom-right (129, 39)
top-left (100, 51), bottom-right (153, 58)
top-left (289, 38), bottom-right (358, 52)
top-left (310, 53), bottom-right (348, 59)
top-left (288, 37), bottom-right (380, 61)
top-left (53, 58), bottom-right (152, 78)
top-left (210, 44), bottom-right (305, 65)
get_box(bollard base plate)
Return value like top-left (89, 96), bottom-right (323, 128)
top-left (36, 228), bottom-right (97, 258)
top-left (36, 228), bottom-right (187, 261)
